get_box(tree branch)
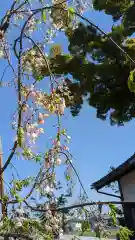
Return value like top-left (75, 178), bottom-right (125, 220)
top-left (0, 22), bottom-right (23, 175)
top-left (0, 141), bottom-right (17, 175)
top-left (24, 200), bottom-right (135, 213)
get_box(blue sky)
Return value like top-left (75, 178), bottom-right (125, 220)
top-left (0, 1), bottom-right (135, 205)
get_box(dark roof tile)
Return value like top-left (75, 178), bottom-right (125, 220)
top-left (91, 153), bottom-right (135, 190)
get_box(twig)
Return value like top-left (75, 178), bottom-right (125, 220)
top-left (3, 40), bottom-right (17, 90)
top-left (0, 65), bottom-right (9, 85)
top-left (60, 150), bottom-right (89, 199)
top-left (10, 162), bottom-right (20, 180)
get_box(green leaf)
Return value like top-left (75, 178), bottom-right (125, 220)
top-left (35, 74), bottom-right (44, 81)
top-left (10, 188), bottom-right (16, 196)
top-left (35, 155), bottom-right (42, 162)
top-left (61, 129), bottom-right (66, 135)
top-left (66, 175), bottom-right (70, 181)
top-left (68, 7), bottom-right (75, 15)
top-left (22, 178), bottom-right (31, 187)
top-left (14, 193), bottom-right (22, 203)
top-left (2, 195), bottom-right (9, 202)
top-left (109, 204), bottom-right (117, 225)
top-left (15, 181), bottom-right (23, 191)
top-left (41, 9), bottom-right (46, 22)
top-left (128, 69), bottom-right (135, 93)
top-left (49, 104), bottom-right (55, 112)
top-left (81, 221), bottom-right (90, 233)
top-left (39, 0), bottom-right (43, 3)
top-left (22, 147), bottom-right (33, 159)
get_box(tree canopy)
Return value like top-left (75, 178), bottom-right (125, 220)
top-left (39, 0), bottom-right (135, 126)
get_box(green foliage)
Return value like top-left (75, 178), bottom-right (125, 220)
top-left (10, 177), bottom-right (33, 202)
top-left (22, 147), bottom-right (33, 159)
top-left (0, 217), bottom-right (15, 233)
top-left (22, 147), bottom-right (42, 161)
top-left (21, 18), bottom-right (131, 125)
top-left (41, 9), bottom-right (46, 22)
top-left (1, 195), bottom-right (9, 203)
top-left (34, 154), bottom-right (42, 162)
top-left (0, 217), bottom-right (52, 240)
top-left (28, 0), bottom-right (135, 126)
top-left (117, 226), bottom-right (134, 240)
top-left (40, 18), bottom-right (135, 125)
top-left (109, 205), bottom-right (133, 240)
top-left (68, 7), bottom-right (75, 15)
top-left (128, 69), bottom-right (135, 93)
top-left (64, 22), bottom-right (135, 124)
top-left (109, 204), bottom-right (117, 225)
top-left (81, 220), bottom-right (90, 234)
top-left (66, 175), bottom-right (70, 181)
top-left (93, 0), bottom-right (132, 21)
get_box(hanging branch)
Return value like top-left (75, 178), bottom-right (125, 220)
top-left (59, 150), bottom-right (89, 199)
top-left (0, 41), bottom-right (23, 174)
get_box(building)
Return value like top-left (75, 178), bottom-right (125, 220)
top-left (64, 217), bottom-right (82, 233)
top-left (91, 153), bottom-right (135, 238)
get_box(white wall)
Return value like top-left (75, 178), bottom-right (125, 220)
top-left (75, 223), bottom-right (81, 231)
top-left (120, 170), bottom-right (135, 201)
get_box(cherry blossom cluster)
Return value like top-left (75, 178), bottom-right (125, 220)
top-left (0, 31), bottom-right (9, 59)
top-left (44, 213), bottom-right (63, 238)
top-left (22, 46), bottom-right (48, 78)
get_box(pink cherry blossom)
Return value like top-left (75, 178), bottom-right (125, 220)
top-left (43, 113), bottom-right (49, 118)
top-left (38, 119), bottom-right (44, 124)
top-left (56, 158), bottom-right (61, 165)
top-left (63, 146), bottom-right (69, 151)
top-left (30, 91), bottom-right (36, 98)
